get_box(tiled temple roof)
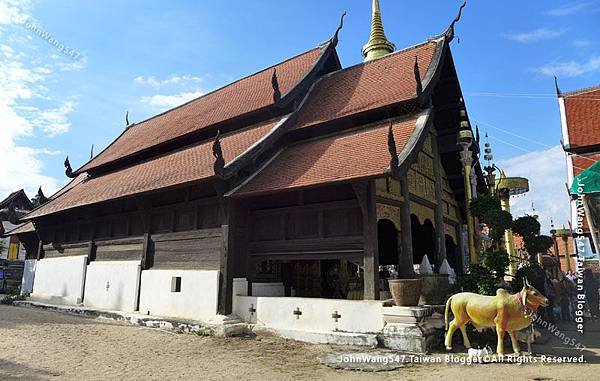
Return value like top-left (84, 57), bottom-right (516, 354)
top-left (79, 46), bottom-right (326, 172)
top-left (232, 111), bottom-right (430, 197)
top-left (563, 85), bottom-right (600, 149)
top-left (26, 119), bottom-right (280, 218)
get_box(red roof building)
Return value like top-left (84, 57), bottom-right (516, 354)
top-left (557, 83), bottom-right (600, 258)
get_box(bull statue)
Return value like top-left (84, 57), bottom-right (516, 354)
top-left (444, 278), bottom-right (548, 356)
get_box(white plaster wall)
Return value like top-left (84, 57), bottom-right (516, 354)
top-left (138, 269), bottom-right (219, 322)
top-left (233, 295), bottom-right (384, 333)
top-left (31, 255), bottom-right (87, 305)
top-left (20, 259), bottom-right (36, 295)
top-left (84, 261), bottom-right (141, 312)
top-left (233, 278), bottom-right (248, 297)
top-left (233, 295), bottom-right (258, 324)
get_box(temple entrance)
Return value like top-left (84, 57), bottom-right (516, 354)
top-left (263, 259), bottom-right (363, 299)
top-left (411, 215), bottom-right (437, 267)
top-left (445, 234), bottom-right (459, 273)
top-left (377, 219), bottom-right (398, 266)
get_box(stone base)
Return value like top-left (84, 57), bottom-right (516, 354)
top-left (252, 326), bottom-right (378, 347)
top-left (13, 300), bottom-right (248, 337)
top-left (29, 294), bottom-right (83, 306)
top-left (380, 305), bottom-right (445, 353)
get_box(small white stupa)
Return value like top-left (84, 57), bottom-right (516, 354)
top-left (439, 259), bottom-right (457, 284)
top-left (419, 255), bottom-right (434, 274)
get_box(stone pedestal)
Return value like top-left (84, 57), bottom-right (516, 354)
top-left (380, 306), bottom-right (445, 353)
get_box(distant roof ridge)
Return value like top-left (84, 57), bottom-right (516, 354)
top-left (0, 189), bottom-right (29, 209)
top-left (563, 83), bottom-right (600, 98)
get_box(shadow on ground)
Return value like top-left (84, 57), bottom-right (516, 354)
top-left (0, 359), bottom-right (60, 380)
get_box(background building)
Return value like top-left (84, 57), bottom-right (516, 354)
top-left (557, 84), bottom-right (600, 259)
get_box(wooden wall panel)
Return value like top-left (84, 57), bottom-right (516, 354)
top-left (95, 237), bottom-right (144, 262)
top-left (43, 242), bottom-right (89, 258)
top-left (323, 207), bottom-right (362, 237)
top-left (151, 229), bottom-right (222, 270)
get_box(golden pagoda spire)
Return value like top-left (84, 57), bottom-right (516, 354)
top-left (362, 0), bottom-right (395, 62)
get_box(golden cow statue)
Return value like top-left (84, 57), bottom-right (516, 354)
top-left (444, 278), bottom-right (548, 355)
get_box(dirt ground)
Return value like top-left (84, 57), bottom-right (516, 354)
top-left (0, 305), bottom-right (599, 380)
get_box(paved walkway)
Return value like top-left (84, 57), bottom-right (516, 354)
top-left (0, 305), bottom-right (599, 380)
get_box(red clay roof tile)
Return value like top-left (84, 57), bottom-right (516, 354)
top-left (564, 86), bottom-right (600, 149)
top-left (233, 113), bottom-right (424, 197)
top-left (294, 41), bottom-right (438, 129)
top-left (79, 47), bottom-right (324, 172)
top-left (27, 118), bottom-right (279, 218)
top-left (572, 153), bottom-right (600, 176)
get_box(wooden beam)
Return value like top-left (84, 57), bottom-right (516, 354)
top-left (87, 240), bottom-right (96, 263)
top-left (399, 179), bottom-right (415, 277)
top-left (353, 181), bottom-right (379, 300)
top-left (218, 199), bottom-right (236, 315)
top-left (36, 240), bottom-right (43, 260)
top-left (432, 134), bottom-right (447, 268)
top-left (140, 233), bottom-right (150, 270)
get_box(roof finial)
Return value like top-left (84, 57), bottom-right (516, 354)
top-left (331, 11), bottom-right (347, 47)
top-left (37, 186), bottom-right (48, 205)
top-left (90, 144), bottom-right (94, 159)
top-left (414, 56), bottom-right (423, 97)
top-left (445, 1), bottom-right (466, 42)
top-left (362, 0), bottom-right (395, 62)
top-left (212, 130), bottom-right (225, 179)
top-left (388, 121), bottom-right (399, 169)
top-left (554, 76), bottom-right (562, 97)
top-left (271, 69), bottom-right (281, 103)
top-left (64, 156), bottom-right (76, 178)
top-left (125, 111), bottom-right (130, 126)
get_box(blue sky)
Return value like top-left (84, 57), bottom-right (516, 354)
top-left (1, 0), bottom-right (599, 233)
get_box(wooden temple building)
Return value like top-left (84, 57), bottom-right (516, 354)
top-left (0, 189), bottom-right (37, 261)
top-left (20, 1), bottom-right (485, 322)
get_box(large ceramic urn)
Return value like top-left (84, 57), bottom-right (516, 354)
top-left (388, 278), bottom-right (423, 306)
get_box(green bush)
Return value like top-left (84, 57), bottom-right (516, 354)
top-left (482, 209), bottom-right (513, 243)
top-left (481, 250), bottom-right (510, 279)
top-left (470, 194), bottom-right (502, 219)
top-left (458, 264), bottom-right (498, 296)
top-left (0, 293), bottom-right (26, 305)
top-left (512, 216), bottom-right (541, 241)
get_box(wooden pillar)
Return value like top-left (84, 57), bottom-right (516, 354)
top-left (87, 240), bottom-right (96, 262)
top-left (399, 178), bottom-right (415, 278)
top-left (353, 181), bottom-right (380, 300)
top-left (455, 223), bottom-right (464, 274)
top-left (218, 199), bottom-right (236, 315)
top-left (432, 134), bottom-right (447, 269)
top-left (140, 233), bottom-right (150, 270)
top-left (36, 240), bottom-right (44, 260)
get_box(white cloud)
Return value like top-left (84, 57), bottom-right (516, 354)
top-left (134, 74), bottom-right (204, 90)
top-left (497, 145), bottom-right (570, 234)
top-left (546, 2), bottom-right (596, 16)
top-left (537, 55), bottom-right (600, 77)
top-left (502, 28), bottom-right (566, 43)
top-left (140, 91), bottom-right (204, 110)
top-left (0, 0), bottom-right (81, 198)
top-left (0, 0), bottom-right (30, 26)
top-left (32, 100), bottom-right (75, 136)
